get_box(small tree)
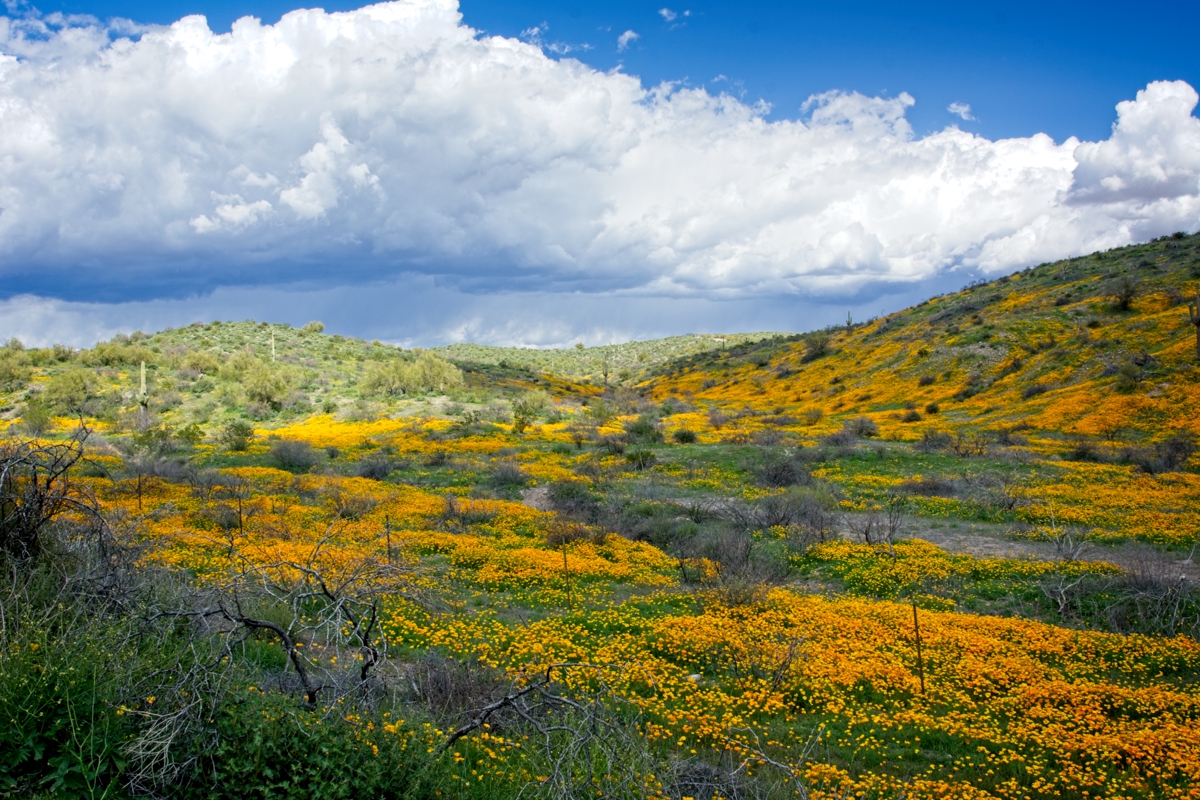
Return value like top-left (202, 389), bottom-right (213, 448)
top-left (1112, 275), bottom-right (1138, 312)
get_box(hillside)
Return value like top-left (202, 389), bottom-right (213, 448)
top-left (2, 233), bottom-right (1200, 800)
top-left (434, 332), bottom-right (790, 381)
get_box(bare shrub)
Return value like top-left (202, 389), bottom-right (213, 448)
top-left (268, 439), bottom-right (318, 473)
top-left (490, 460), bottom-right (530, 487)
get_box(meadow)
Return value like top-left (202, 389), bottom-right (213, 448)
top-left (1, 232), bottom-right (1199, 799)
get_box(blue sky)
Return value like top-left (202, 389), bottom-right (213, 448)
top-left (1, 0), bottom-right (1198, 346)
top-left (26, 0), bottom-right (1200, 142)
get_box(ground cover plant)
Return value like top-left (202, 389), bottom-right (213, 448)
top-left (2, 233), bottom-right (1200, 799)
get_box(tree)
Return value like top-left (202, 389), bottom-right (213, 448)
top-left (1111, 275), bottom-right (1138, 312)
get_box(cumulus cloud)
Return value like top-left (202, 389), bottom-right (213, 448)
top-left (0, 0), bottom-right (1197, 338)
top-left (616, 29), bottom-right (639, 51)
top-left (947, 101), bottom-right (974, 121)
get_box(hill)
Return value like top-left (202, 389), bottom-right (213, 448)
top-left (1, 233), bottom-right (1199, 800)
top-left (433, 332), bottom-right (790, 381)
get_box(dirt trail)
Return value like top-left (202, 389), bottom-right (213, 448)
top-left (901, 516), bottom-right (1200, 581)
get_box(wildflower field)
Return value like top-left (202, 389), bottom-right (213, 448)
top-left (2, 233), bottom-right (1200, 799)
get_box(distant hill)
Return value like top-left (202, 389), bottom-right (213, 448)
top-left (646, 231), bottom-right (1200, 446)
top-left (433, 332), bottom-right (790, 381)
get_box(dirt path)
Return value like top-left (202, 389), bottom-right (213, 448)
top-left (899, 515), bottom-right (1200, 581)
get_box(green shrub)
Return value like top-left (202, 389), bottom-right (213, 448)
top-left (42, 370), bottom-right (96, 414)
top-left (219, 420), bottom-right (255, 452)
top-left (178, 690), bottom-right (428, 800)
top-left (361, 353), bottom-right (462, 398)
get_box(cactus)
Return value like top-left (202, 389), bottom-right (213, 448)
top-left (135, 360), bottom-right (150, 429)
top-left (1189, 285), bottom-right (1200, 361)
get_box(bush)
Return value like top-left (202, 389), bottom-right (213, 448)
top-left (18, 399), bottom-right (54, 436)
top-left (352, 454), bottom-right (400, 480)
top-left (0, 348), bottom-right (32, 391)
top-left (268, 439), bottom-right (318, 473)
top-left (179, 690), bottom-right (425, 800)
top-left (243, 363), bottom-right (291, 409)
top-left (219, 420), bottom-right (255, 451)
top-left (43, 369), bottom-right (96, 414)
top-left (802, 408), bottom-right (823, 426)
top-left (511, 391), bottom-right (549, 434)
top-left (758, 458), bottom-right (810, 488)
top-left (361, 352), bottom-right (463, 397)
top-left (1022, 383), bottom-right (1051, 399)
top-left (490, 460), bottom-right (530, 487)
top-left (801, 331), bottom-right (831, 362)
top-left (900, 409), bottom-right (921, 423)
top-left (1111, 275), bottom-right (1138, 311)
top-left (672, 428), bottom-right (697, 444)
top-left (924, 402), bottom-right (940, 414)
top-left (625, 415), bottom-right (663, 443)
top-left (846, 416), bottom-right (879, 437)
top-left (915, 430), bottom-right (953, 453)
top-left (917, 374), bottom-right (935, 386)
top-left (625, 448), bottom-right (657, 470)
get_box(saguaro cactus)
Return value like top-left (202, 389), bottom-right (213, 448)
top-left (136, 360), bottom-right (150, 429)
top-left (1189, 286), bottom-right (1200, 361)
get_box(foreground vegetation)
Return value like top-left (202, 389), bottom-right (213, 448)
top-left (2, 233), bottom-right (1200, 799)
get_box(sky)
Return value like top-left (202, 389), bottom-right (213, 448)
top-left (1, 0), bottom-right (1198, 347)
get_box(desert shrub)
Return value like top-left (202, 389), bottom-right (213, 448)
top-left (178, 689), bottom-right (425, 800)
top-left (900, 409), bottom-right (921, 423)
top-left (243, 363), bottom-right (292, 409)
top-left (917, 374), bottom-right (935, 386)
top-left (823, 428), bottom-right (857, 448)
top-left (672, 428), bottom-right (697, 444)
top-left (360, 352), bottom-right (463, 397)
top-left (352, 454), bottom-right (400, 480)
top-left (1068, 439), bottom-right (1103, 462)
top-left (1111, 275), bottom-right (1138, 311)
top-left (83, 340), bottom-right (154, 367)
top-left (801, 331), bottom-right (831, 362)
top-left (1022, 383), bottom-right (1051, 399)
top-left (758, 458), bottom-right (810, 488)
top-left (915, 430), bottom-right (953, 453)
top-left (548, 481), bottom-right (602, 522)
top-left (598, 437), bottom-right (626, 456)
top-left (43, 369), bottom-right (96, 414)
top-left (217, 349), bottom-right (263, 383)
top-left (18, 399), bottom-right (54, 436)
top-left (846, 416), bottom-right (879, 437)
top-left (924, 402), bottom-right (940, 414)
top-left (183, 350), bottom-right (221, 375)
top-left (511, 391), bottom-right (549, 434)
top-left (1115, 360), bottom-right (1141, 392)
top-left (219, 420), bottom-right (255, 451)
top-left (624, 414), bottom-right (663, 443)
top-left (301, 320), bottom-right (325, 333)
top-left (897, 477), bottom-right (957, 497)
top-left (625, 448), bottom-right (657, 470)
top-left (0, 348), bottom-right (32, 391)
top-left (268, 439), bottom-right (318, 473)
top-left (802, 408), bottom-right (823, 426)
top-left (490, 460), bottom-right (530, 487)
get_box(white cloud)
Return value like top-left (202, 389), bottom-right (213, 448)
top-left (0, 0), bottom-right (1197, 335)
top-left (659, 9), bottom-right (676, 22)
top-left (616, 29), bottom-right (638, 51)
top-left (947, 101), bottom-right (974, 121)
